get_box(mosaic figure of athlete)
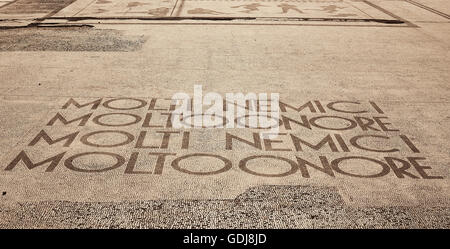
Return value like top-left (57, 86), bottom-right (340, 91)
top-left (278, 3), bottom-right (304, 14)
top-left (231, 3), bottom-right (267, 13)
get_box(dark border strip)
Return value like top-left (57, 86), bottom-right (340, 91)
top-left (38, 16), bottom-right (405, 24)
top-left (0, 229), bottom-right (447, 247)
top-left (28, 22), bottom-right (413, 28)
top-left (0, 23), bottom-right (93, 29)
top-left (405, 0), bottom-right (450, 19)
top-left (0, 21), bottom-right (412, 29)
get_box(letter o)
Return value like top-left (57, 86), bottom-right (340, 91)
top-left (180, 114), bottom-right (229, 128)
top-left (171, 153), bottom-right (232, 175)
top-left (331, 156), bottom-right (390, 178)
top-left (80, 130), bottom-right (134, 148)
top-left (239, 155), bottom-right (298, 177)
top-left (102, 98), bottom-right (147, 110)
top-left (310, 115), bottom-right (357, 130)
top-left (235, 114), bottom-right (282, 129)
top-left (92, 113), bottom-right (142, 127)
top-left (64, 152), bottom-right (125, 172)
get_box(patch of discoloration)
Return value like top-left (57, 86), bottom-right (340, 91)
top-left (0, 26), bottom-right (147, 51)
top-left (127, 1), bottom-right (148, 8)
top-left (187, 8), bottom-right (226, 15)
top-left (0, 185), bottom-right (448, 228)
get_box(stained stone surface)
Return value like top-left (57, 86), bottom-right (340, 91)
top-left (1, 186), bottom-right (448, 228)
top-left (0, 27), bottom-right (146, 51)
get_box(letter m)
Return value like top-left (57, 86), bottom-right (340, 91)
top-left (290, 134), bottom-right (338, 152)
top-left (5, 151), bottom-right (66, 172)
top-left (47, 113), bottom-right (92, 126)
top-left (62, 98), bottom-right (102, 110)
top-left (28, 130), bottom-right (79, 147)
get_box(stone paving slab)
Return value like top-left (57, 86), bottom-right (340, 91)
top-left (0, 0), bottom-right (400, 21)
top-left (0, 0), bottom-right (77, 19)
top-left (2, 0), bottom-right (446, 23)
top-left (0, 24), bottom-right (449, 208)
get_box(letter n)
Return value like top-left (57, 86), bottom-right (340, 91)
top-left (295, 156), bottom-right (334, 178)
top-left (5, 151), bottom-right (66, 172)
top-left (225, 132), bottom-right (262, 150)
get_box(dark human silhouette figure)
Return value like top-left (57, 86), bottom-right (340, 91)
top-left (278, 3), bottom-right (304, 14)
top-left (231, 3), bottom-right (267, 13)
top-left (320, 5), bottom-right (346, 13)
